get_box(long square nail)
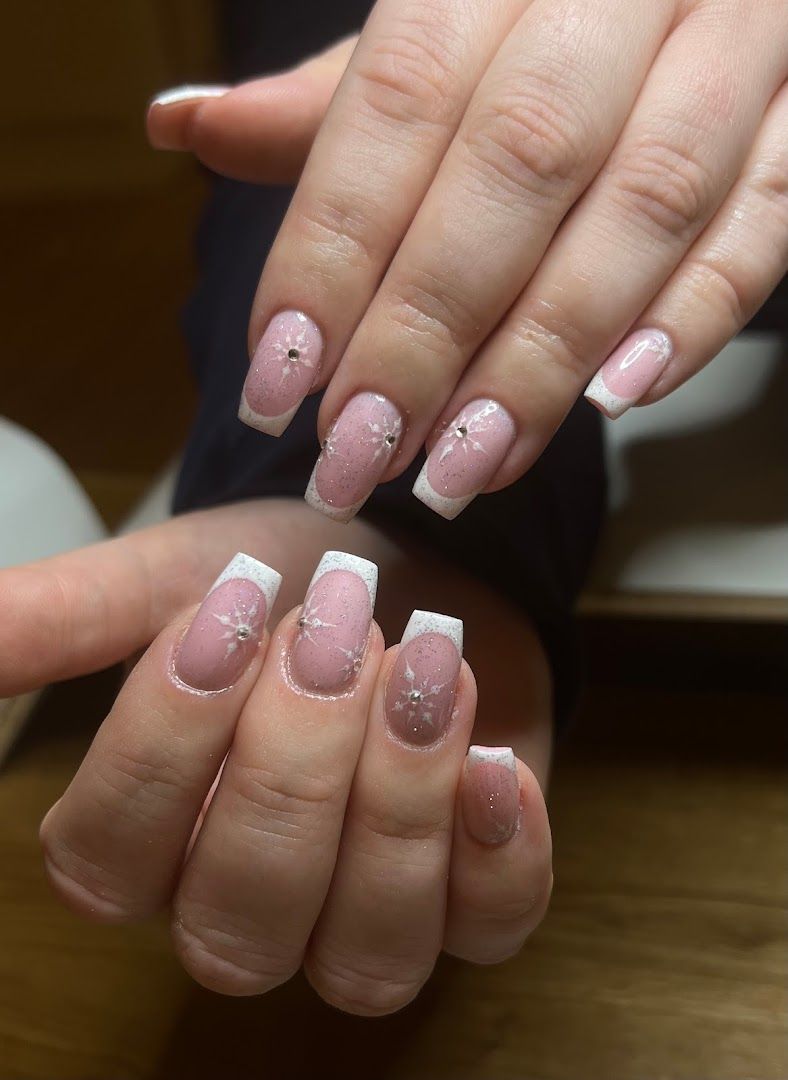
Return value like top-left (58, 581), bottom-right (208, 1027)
top-left (173, 553), bottom-right (282, 692)
top-left (584, 329), bottom-right (672, 419)
top-left (289, 551), bottom-right (377, 694)
top-left (385, 610), bottom-right (463, 747)
top-left (413, 399), bottom-right (516, 520)
top-left (462, 746), bottom-right (520, 845)
top-left (305, 392), bottom-right (403, 522)
top-left (239, 310), bottom-right (323, 436)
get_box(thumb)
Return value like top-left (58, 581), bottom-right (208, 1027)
top-left (147, 34), bottom-right (358, 184)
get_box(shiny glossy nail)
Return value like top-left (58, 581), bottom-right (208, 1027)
top-left (305, 392), bottom-right (403, 523)
top-left (385, 610), bottom-right (463, 747)
top-left (584, 329), bottom-right (672, 419)
top-left (239, 310), bottom-right (323, 436)
top-left (462, 746), bottom-right (520, 845)
top-left (413, 399), bottom-right (516, 520)
top-left (173, 553), bottom-right (281, 693)
top-left (289, 551), bottom-right (377, 694)
top-left (150, 85), bottom-right (229, 107)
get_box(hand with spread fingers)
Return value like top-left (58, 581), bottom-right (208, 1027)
top-left (149, 0), bottom-right (787, 521)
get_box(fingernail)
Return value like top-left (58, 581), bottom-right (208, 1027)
top-left (385, 610), bottom-right (463, 747)
top-left (239, 311), bottom-right (323, 436)
top-left (305, 392), bottom-right (403, 522)
top-left (173, 553), bottom-right (281, 692)
top-left (584, 329), bottom-right (672, 419)
top-left (289, 551), bottom-right (377, 694)
top-left (463, 746), bottom-right (520, 846)
top-left (413, 399), bottom-right (516, 520)
top-left (150, 85), bottom-right (230, 107)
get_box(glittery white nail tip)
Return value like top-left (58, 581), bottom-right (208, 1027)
top-left (309, 550), bottom-right (378, 608)
top-left (304, 471), bottom-right (365, 524)
top-left (412, 466), bottom-right (475, 521)
top-left (401, 609), bottom-right (463, 654)
top-left (150, 85), bottom-right (229, 107)
top-left (467, 745), bottom-right (517, 772)
top-left (583, 376), bottom-right (630, 420)
top-left (210, 553), bottom-right (282, 622)
top-left (238, 396), bottom-right (299, 438)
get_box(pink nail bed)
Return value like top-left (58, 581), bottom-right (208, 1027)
top-left (584, 329), bottom-right (672, 419)
top-left (385, 610), bottom-right (463, 747)
top-left (239, 310), bottom-right (323, 436)
top-left (413, 398), bottom-right (516, 520)
top-left (305, 392), bottom-right (403, 522)
top-left (289, 551), bottom-right (377, 694)
top-left (463, 746), bottom-right (520, 846)
top-left (173, 553), bottom-right (282, 693)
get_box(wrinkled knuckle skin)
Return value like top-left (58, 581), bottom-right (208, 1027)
top-left (463, 84), bottom-right (584, 203)
top-left (173, 914), bottom-right (299, 997)
top-left (306, 949), bottom-right (429, 1016)
top-left (681, 257), bottom-right (749, 330)
top-left (611, 138), bottom-right (715, 242)
top-left (294, 191), bottom-right (382, 283)
top-left (354, 14), bottom-right (464, 129)
top-left (449, 875), bottom-right (553, 967)
top-left (386, 268), bottom-right (481, 354)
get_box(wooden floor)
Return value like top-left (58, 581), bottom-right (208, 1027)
top-left (1, 173), bottom-right (785, 1080)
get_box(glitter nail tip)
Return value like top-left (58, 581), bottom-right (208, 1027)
top-left (309, 550), bottom-right (378, 608)
top-left (401, 609), bottom-right (463, 654)
top-left (210, 552), bottom-right (282, 621)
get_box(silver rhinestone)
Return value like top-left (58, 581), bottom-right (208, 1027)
top-left (409, 689), bottom-right (422, 703)
top-left (455, 424), bottom-right (468, 438)
top-left (385, 433), bottom-right (396, 446)
top-left (287, 347), bottom-right (300, 361)
top-left (297, 617), bottom-right (307, 628)
top-left (236, 626), bottom-right (251, 640)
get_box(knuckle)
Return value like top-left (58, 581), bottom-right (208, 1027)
top-left (386, 267), bottom-right (481, 354)
top-left (97, 742), bottom-right (195, 826)
top-left (508, 308), bottom-right (590, 385)
top-left (40, 831), bottom-right (149, 922)
top-left (680, 256), bottom-right (749, 329)
top-left (749, 150), bottom-right (788, 220)
top-left (463, 81), bottom-right (585, 202)
top-left (354, 13), bottom-right (463, 129)
top-left (611, 137), bottom-right (716, 242)
top-left (294, 190), bottom-right (382, 282)
top-left (356, 799), bottom-right (452, 846)
top-left (449, 877), bottom-right (553, 966)
top-left (173, 914), bottom-right (298, 996)
top-left (307, 948), bottom-right (428, 1016)
top-left (228, 761), bottom-right (339, 846)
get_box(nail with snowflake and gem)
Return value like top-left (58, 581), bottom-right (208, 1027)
top-left (289, 550), bottom-right (377, 694)
top-left (385, 610), bottom-right (463, 748)
top-left (172, 553), bottom-right (282, 693)
top-left (238, 311), bottom-right (324, 436)
top-left (305, 391), bottom-right (403, 523)
top-left (413, 398), bottom-right (516, 521)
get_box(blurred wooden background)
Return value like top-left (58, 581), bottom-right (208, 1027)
top-left (0, 3), bottom-right (785, 1079)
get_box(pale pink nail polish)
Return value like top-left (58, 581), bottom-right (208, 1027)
top-left (462, 746), bottom-right (520, 846)
top-left (413, 399), bottom-right (516, 520)
top-left (385, 611), bottom-right (463, 747)
top-left (289, 551), bottom-right (377, 694)
top-left (239, 311), bottom-right (323, 436)
top-left (173, 554), bottom-right (282, 692)
top-left (305, 392), bottom-right (403, 522)
top-left (584, 329), bottom-right (672, 419)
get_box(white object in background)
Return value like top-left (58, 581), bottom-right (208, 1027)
top-left (0, 417), bottom-right (107, 763)
top-left (587, 333), bottom-right (787, 611)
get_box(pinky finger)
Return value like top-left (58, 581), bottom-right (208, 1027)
top-left (443, 748), bottom-right (552, 966)
top-left (585, 82), bottom-right (788, 418)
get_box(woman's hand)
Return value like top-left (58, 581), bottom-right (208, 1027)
top-left (1, 504), bottom-right (552, 1013)
top-left (150, 0), bottom-right (787, 521)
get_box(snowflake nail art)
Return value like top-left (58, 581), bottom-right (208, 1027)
top-left (386, 610), bottom-right (463, 747)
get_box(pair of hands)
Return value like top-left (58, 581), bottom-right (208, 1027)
top-left (150, 0), bottom-right (787, 522)
top-left (9, 505), bottom-right (550, 1014)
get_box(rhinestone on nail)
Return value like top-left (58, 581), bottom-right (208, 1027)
top-left (455, 424), bottom-right (468, 438)
top-left (287, 347), bottom-right (300, 361)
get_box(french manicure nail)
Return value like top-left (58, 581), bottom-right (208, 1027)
top-left (413, 399), bottom-right (516, 520)
top-left (239, 311), bottom-right (323, 436)
top-left (305, 392), bottom-right (403, 522)
top-left (150, 85), bottom-right (230, 107)
top-left (385, 610), bottom-right (463, 747)
top-left (173, 553), bottom-right (281, 693)
top-left (463, 746), bottom-right (520, 845)
top-left (289, 551), bottom-right (377, 694)
top-left (584, 329), bottom-right (672, 419)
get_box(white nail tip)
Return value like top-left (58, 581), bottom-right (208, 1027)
top-left (583, 376), bottom-right (630, 420)
top-left (467, 745), bottom-right (516, 772)
top-left (238, 396), bottom-right (299, 438)
top-left (401, 610), bottom-right (463, 654)
top-left (304, 470), bottom-right (366, 524)
top-left (210, 553), bottom-right (283, 622)
top-left (412, 465), bottom-right (475, 521)
top-left (309, 551), bottom-right (378, 608)
top-left (150, 85), bottom-right (229, 107)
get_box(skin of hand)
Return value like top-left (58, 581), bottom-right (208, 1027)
top-left (2, 501), bottom-right (553, 1013)
top-left (149, 0), bottom-right (787, 521)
